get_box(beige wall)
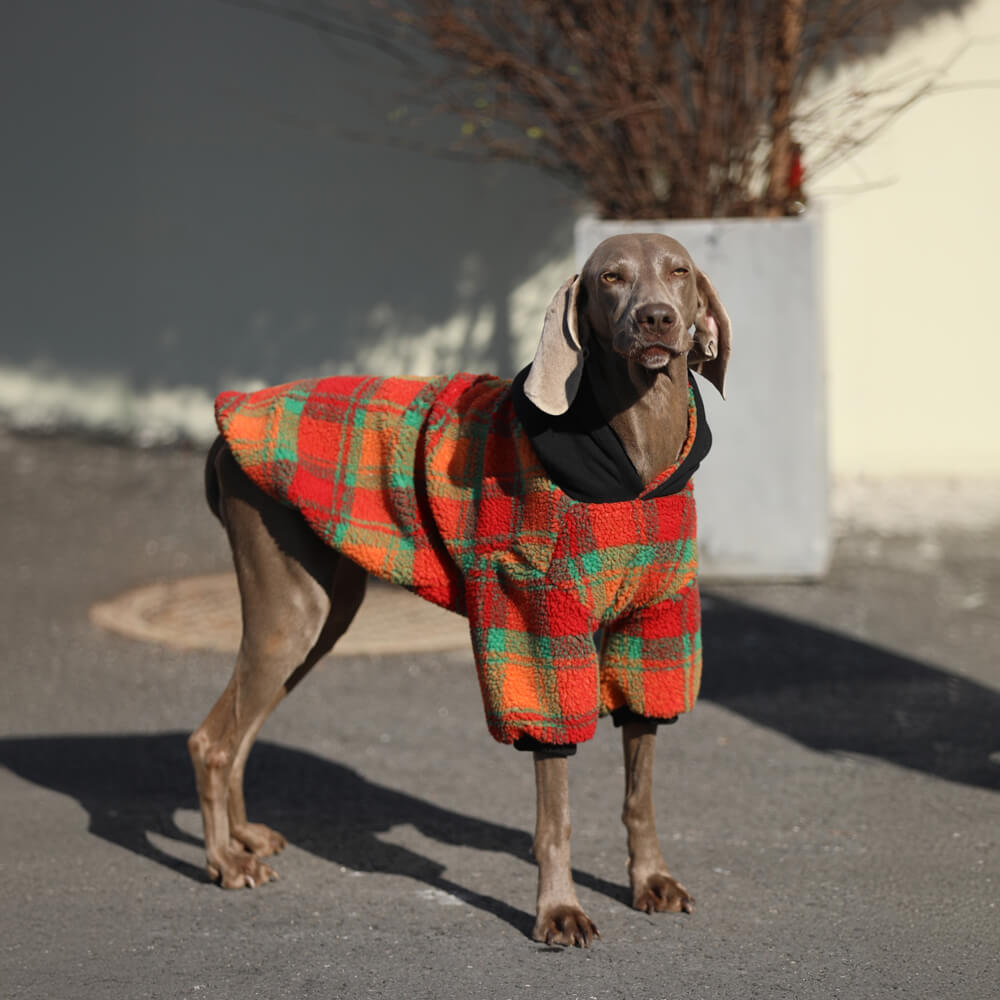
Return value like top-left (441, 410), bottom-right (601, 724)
top-left (817, 0), bottom-right (1000, 479)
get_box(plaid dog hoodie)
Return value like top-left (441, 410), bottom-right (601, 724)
top-left (215, 366), bottom-right (710, 750)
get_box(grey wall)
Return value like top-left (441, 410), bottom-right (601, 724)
top-left (1, 0), bottom-right (577, 423)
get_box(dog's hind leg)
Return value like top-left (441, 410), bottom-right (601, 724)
top-left (189, 445), bottom-right (367, 888)
top-left (222, 554), bottom-right (367, 865)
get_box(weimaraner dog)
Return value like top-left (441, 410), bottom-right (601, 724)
top-left (189, 233), bottom-right (731, 947)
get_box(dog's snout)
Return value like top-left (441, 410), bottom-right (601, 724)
top-left (636, 303), bottom-right (677, 334)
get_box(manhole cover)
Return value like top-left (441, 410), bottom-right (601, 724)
top-left (90, 573), bottom-right (470, 656)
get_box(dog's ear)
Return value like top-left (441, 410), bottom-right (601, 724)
top-left (689, 269), bottom-right (732, 398)
top-left (523, 274), bottom-right (584, 415)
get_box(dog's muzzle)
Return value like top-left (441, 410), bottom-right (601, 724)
top-left (617, 302), bottom-right (691, 369)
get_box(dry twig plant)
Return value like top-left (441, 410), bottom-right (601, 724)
top-left (229, 1), bottom-right (987, 217)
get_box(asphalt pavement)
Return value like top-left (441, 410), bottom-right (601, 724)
top-left (1, 428), bottom-right (997, 999)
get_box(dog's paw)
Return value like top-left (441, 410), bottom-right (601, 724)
top-left (207, 845), bottom-right (279, 890)
top-left (532, 905), bottom-right (600, 948)
top-left (632, 872), bottom-right (693, 914)
top-left (231, 821), bottom-right (287, 859)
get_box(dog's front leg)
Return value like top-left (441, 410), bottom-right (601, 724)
top-left (621, 719), bottom-right (693, 913)
top-left (531, 754), bottom-right (599, 947)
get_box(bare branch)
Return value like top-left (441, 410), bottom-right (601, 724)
top-left (233, 1), bottom-right (989, 218)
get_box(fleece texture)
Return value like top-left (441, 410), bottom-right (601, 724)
top-left (215, 373), bottom-right (703, 747)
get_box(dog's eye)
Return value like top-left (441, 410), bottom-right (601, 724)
top-left (601, 271), bottom-right (621, 284)
top-left (671, 267), bottom-right (689, 277)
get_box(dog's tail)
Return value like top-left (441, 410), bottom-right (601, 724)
top-left (204, 435), bottom-right (226, 524)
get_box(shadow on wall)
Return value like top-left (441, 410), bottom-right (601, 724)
top-left (0, 0), bottom-right (577, 422)
top-left (2, 0), bottom-right (980, 444)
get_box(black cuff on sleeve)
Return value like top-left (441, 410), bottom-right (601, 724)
top-left (513, 735), bottom-right (578, 757)
top-left (610, 707), bottom-right (679, 728)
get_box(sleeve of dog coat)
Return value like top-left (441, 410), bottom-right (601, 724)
top-left (465, 560), bottom-right (603, 747)
top-left (598, 580), bottom-right (703, 721)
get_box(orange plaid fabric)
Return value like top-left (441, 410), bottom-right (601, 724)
top-left (216, 373), bottom-right (702, 747)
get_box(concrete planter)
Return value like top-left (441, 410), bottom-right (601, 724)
top-left (576, 215), bottom-right (828, 579)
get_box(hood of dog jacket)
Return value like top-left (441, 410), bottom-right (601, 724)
top-left (511, 364), bottom-right (712, 502)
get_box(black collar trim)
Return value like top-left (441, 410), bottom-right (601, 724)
top-left (511, 365), bottom-right (712, 503)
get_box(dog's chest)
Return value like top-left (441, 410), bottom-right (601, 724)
top-left (477, 482), bottom-right (700, 623)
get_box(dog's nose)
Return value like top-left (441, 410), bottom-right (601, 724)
top-left (636, 303), bottom-right (677, 334)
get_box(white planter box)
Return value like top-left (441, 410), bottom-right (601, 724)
top-left (576, 215), bottom-right (829, 579)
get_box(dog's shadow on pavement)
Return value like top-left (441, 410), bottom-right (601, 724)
top-left (0, 730), bottom-right (619, 938)
top-left (701, 594), bottom-right (1000, 791)
top-left (0, 596), bottom-right (997, 937)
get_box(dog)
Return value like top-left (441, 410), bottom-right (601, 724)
top-left (189, 233), bottom-right (731, 947)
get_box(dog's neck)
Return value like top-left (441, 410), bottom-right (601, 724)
top-left (586, 350), bottom-right (691, 487)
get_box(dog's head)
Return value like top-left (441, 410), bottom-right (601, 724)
top-left (524, 233), bottom-right (732, 415)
